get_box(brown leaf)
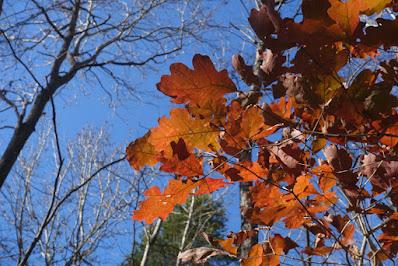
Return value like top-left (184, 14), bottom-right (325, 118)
top-left (230, 230), bottom-right (258, 246)
top-left (312, 138), bottom-right (327, 153)
top-left (324, 145), bottom-right (357, 185)
top-left (177, 247), bottom-right (232, 264)
top-left (280, 74), bottom-right (309, 104)
top-left (248, 1), bottom-right (280, 40)
top-left (302, 0), bottom-right (333, 24)
top-left (332, 215), bottom-right (355, 246)
top-left (304, 246), bottom-right (334, 256)
top-left (362, 153), bottom-right (398, 179)
top-left (268, 141), bottom-right (305, 176)
top-left (232, 54), bottom-right (259, 86)
top-left (259, 49), bottom-right (282, 75)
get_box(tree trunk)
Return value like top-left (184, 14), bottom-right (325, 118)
top-left (239, 147), bottom-right (257, 258)
top-left (239, 181), bottom-right (257, 258)
top-left (140, 219), bottom-right (162, 266)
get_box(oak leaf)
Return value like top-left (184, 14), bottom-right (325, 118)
top-left (270, 234), bottom-right (298, 256)
top-left (126, 132), bottom-right (157, 170)
top-left (159, 139), bottom-right (203, 177)
top-left (327, 0), bottom-right (390, 37)
top-left (149, 108), bottom-right (220, 156)
top-left (248, 1), bottom-right (280, 40)
top-left (232, 54), bottom-right (258, 86)
top-left (133, 177), bottom-right (226, 224)
top-left (157, 54), bottom-right (236, 119)
top-left (195, 178), bottom-right (229, 195)
top-left (217, 237), bottom-right (238, 255)
top-left (133, 179), bottom-right (197, 224)
top-left (241, 244), bottom-right (265, 266)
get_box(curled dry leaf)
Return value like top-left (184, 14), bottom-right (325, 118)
top-left (177, 247), bottom-right (233, 264)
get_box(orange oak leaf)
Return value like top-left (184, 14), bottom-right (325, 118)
top-left (270, 234), bottom-right (298, 257)
top-left (126, 132), bottom-right (157, 170)
top-left (220, 105), bottom-right (280, 156)
top-left (313, 164), bottom-right (337, 192)
top-left (149, 108), bottom-right (220, 156)
top-left (133, 177), bottom-right (227, 224)
top-left (229, 162), bottom-right (268, 182)
top-left (241, 105), bottom-right (280, 140)
top-left (293, 175), bottom-right (317, 199)
top-left (249, 183), bottom-right (306, 228)
top-left (133, 179), bottom-right (197, 224)
top-left (195, 178), bottom-right (229, 195)
top-left (217, 237), bottom-right (238, 255)
top-left (266, 97), bottom-right (292, 121)
top-left (212, 157), bottom-right (268, 182)
top-left (241, 244), bottom-right (265, 266)
top-left (157, 54), bottom-right (236, 119)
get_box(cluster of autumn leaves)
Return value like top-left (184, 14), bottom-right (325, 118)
top-left (127, 0), bottom-right (398, 264)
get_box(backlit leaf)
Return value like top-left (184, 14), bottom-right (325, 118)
top-left (149, 108), bottom-right (220, 156)
top-left (133, 179), bottom-right (197, 224)
top-left (217, 237), bottom-right (238, 255)
top-left (157, 54), bottom-right (236, 119)
top-left (241, 244), bottom-right (265, 266)
top-left (126, 132), bottom-right (157, 170)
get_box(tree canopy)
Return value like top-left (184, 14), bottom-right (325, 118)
top-left (127, 0), bottom-right (398, 265)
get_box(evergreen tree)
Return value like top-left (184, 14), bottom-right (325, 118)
top-left (125, 195), bottom-right (231, 266)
